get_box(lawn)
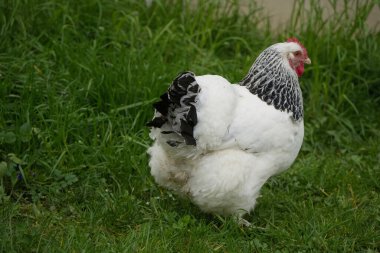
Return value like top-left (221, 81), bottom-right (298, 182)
top-left (1, 0), bottom-right (380, 252)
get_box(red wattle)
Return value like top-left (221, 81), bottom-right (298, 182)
top-left (295, 63), bottom-right (304, 77)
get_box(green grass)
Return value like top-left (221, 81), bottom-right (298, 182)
top-left (1, 0), bottom-right (379, 252)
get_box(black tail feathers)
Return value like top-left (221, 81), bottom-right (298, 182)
top-left (147, 71), bottom-right (200, 146)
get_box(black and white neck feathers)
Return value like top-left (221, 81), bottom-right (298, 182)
top-left (240, 47), bottom-right (303, 121)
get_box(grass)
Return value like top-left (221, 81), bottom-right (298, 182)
top-left (0, 0), bottom-right (379, 252)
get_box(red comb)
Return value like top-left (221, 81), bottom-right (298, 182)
top-left (287, 37), bottom-right (300, 43)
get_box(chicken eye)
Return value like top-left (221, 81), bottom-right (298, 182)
top-left (294, 51), bottom-right (302, 56)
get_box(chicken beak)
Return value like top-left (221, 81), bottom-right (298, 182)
top-left (304, 58), bottom-right (311, 64)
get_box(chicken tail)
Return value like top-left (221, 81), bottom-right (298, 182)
top-left (147, 71), bottom-right (200, 146)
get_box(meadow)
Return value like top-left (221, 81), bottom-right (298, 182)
top-left (1, 0), bottom-right (379, 252)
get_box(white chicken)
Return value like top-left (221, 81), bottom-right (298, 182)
top-left (147, 38), bottom-right (311, 225)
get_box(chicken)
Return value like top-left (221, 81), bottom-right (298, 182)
top-left (147, 38), bottom-right (311, 225)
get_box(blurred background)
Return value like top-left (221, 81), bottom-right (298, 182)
top-left (251, 0), bottom-right (379, 31)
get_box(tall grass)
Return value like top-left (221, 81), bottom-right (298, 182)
top-left (289, 0), bottom-right (380, 151)
top-left (0, 0), bottom-right (379, 252)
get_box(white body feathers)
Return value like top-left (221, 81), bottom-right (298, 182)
top-left (148, 74), bottom-right (304, 216)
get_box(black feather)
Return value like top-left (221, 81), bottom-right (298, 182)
top-left (186, 105), bottom-right (197, 125)
top-left (148, 71), bottom-right (200, 146)
top-left (161, 131), bottom-right (174, 134)
top-left (153, 99), bottom-right (169, 116)
top-left (146, 117), bottom-right (166, 128)
top-left (167, 140), bottom-right (182, 147)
